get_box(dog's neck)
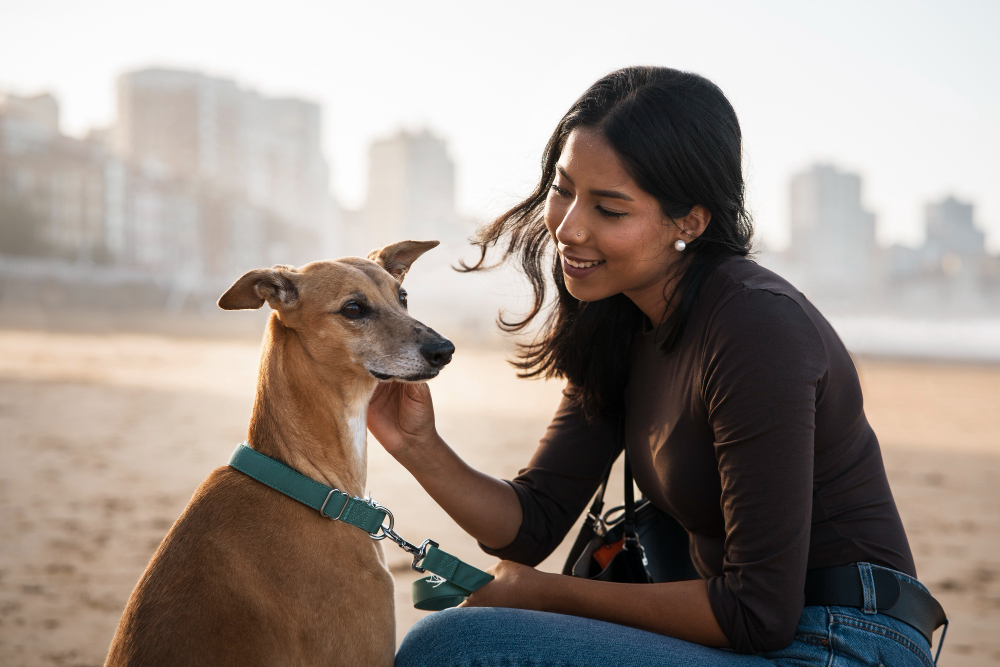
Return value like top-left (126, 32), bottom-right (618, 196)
top-left (247, 314), bottom-right (377, 498)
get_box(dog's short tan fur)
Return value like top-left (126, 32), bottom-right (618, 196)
top-left (106, 241), bottom-right (452, 667)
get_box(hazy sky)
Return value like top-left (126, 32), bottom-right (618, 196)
top-left (2, 0), bottom-right (998, 252)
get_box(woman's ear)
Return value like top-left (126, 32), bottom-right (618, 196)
top-left (680, 205), bottom-right (712, 240)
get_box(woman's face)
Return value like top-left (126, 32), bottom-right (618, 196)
top-left (543, 127), bottom-right (691, 320)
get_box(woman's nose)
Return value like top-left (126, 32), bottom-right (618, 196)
top-left (555, 201), bottom-right (586, 245)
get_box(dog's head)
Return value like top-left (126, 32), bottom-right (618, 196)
top-left (218, 240), bottom-right (454, 382)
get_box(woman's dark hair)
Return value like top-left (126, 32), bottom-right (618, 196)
top-left (463, 66), bottom-right (754, 418)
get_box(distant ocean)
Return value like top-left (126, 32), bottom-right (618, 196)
top-left (829, 316), bottom-right (1000, 363)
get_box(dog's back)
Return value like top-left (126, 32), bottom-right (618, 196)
top-left (106, 468), bottom-right (394, 667)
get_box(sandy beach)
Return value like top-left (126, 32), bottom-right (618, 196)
top-left (1, 329), bottom-right (998, 666)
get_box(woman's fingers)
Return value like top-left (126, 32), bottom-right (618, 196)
top-left (460, 561), bottom-right (538, 609)
top-left (396, 382), bottom-right (434, 437)
top-left (367, 383), bottom-right (403, 449)
top-left (367, 381), bottom-right (437, 455)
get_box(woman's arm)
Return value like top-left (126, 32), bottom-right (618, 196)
top-left (699, 289), bottom-right (828, 652)
top-left (367, 381), bottom-right (522, 549)
top-left (463, 560), bottom-right (730, 647)
top-left (368, 379), bottom-right (621, 561)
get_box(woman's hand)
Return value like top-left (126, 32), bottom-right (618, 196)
top-left (367, 381), bottom-right (438, 458)
top-left (459, 560), bottom-right (544, 610)
top-left (368, 382), bottom-right (525, 551)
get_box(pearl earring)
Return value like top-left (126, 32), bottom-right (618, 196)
top-left (674, 239), bottom-right (686, 252)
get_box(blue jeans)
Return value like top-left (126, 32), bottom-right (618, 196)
top-left (395, 564), bottom-right (938, 666)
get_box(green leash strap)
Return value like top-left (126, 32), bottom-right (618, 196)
top-left (228, 442), bottom-right (387, 535)
top-left (412, 544), bottom-right (495, 611)
top-left (227, 442), bottom-right (493, 610)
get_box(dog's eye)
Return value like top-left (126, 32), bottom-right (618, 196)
top-left (341, 301), bottom-right (365, 319)
top-left (399, 291), bottom-right (408, 308)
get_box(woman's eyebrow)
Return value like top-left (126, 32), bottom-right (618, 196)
top-left (556, 166), bottom-right (634, 202)
top-left (590, 188), bottom-right (634, 202)
top-left (557, 165), bottom-right (575, 185)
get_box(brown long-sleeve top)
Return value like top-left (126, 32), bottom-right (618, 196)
top-left (481, 256), bottom-right (916, 654)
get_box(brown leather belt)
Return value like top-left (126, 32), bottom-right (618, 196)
top-left (804, 563), bottom-right (948, 663)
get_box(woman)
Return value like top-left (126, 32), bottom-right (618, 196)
top-left (368, 67), bottom-right (944, 666)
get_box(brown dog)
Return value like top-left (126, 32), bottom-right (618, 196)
top-left (106, 240), bottom-right (454, 667)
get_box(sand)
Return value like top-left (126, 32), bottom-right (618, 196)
top-left (0, 329), bottom-right (998, 666)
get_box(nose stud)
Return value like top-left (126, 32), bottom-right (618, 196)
top-left (577, 232), bottom-right (582, 237)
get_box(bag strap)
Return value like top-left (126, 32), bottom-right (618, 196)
top-left (622, 431), bottom-right (639, 544)
top-left (587, 468), bottom-right (612, 521)
top-left (584, 415), bottom-right (626, 523)
top-left (592, 415), bottom-right (640, 541)
top-left (561, 416), bottom-right (629, 576)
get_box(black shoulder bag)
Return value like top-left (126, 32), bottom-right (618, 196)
top-left (562, 426), bottom-right (700, 584)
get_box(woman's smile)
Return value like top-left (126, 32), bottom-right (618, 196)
top-left (560, 251), bottom-right (606, 278)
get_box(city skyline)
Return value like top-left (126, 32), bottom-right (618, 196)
top-left (1, 65), bottom-right (997, 353)
top-left (4, 68), bottom-right (996, 252)
top-left (3, 69), bottom-right (993, 261)
top-left (1, 0), bottom-right (997, 255)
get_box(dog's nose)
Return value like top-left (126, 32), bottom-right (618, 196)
top-left (420, 339), bottom-right (455, 369)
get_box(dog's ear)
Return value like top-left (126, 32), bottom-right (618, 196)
top-left (367, 240), bottom-right (439, 283)
top-left (218, 265), bottom-right (300, 311)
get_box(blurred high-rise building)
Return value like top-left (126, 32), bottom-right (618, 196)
top-left (115, 68), bottom-right (337, 263)
top-left (0, 91), bottom-right (118, 262)
top-left (885, 195), bottom-right (990, 281)
top-left (0, 92), bottom-right (59, 137)
top-left (789, 164), bottom-right (877, 288)
top-left (363, 129), bottom-right (457, 246)
top-left (924, 196), bottom-right (985, 267)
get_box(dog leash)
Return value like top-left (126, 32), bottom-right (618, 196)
top-left (228, 442), bottom-right (494, 611)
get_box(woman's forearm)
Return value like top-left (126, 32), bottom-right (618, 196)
top-left (532, 573), bottom-right (730, 648)
top-left (392, 434), bottom-right (523, 550)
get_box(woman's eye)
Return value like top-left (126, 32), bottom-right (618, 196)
top-left (596, 206), bottom-right (627, 219)
top-left (550, 184), bottom-right (571, 197)
top-left (341, 301), bottom-right (364, 319)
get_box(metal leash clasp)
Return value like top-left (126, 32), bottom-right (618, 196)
top-left (377, 525), bottom-right (438, 573)
top-left (408, 539), bottom-right (438, 573)
top-left (357, 496), bottom-right (438, 573)
top-left (392, 535), bottom-right (437, 573)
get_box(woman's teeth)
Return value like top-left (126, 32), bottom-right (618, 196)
top-left (565, 257), bottom-right (604, 269)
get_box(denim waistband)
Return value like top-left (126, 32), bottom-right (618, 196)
top-left (817, 562), bottom-right (943, 665)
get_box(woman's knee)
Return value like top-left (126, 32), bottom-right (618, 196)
top-left (396, 607), bottom-right (496, 666)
